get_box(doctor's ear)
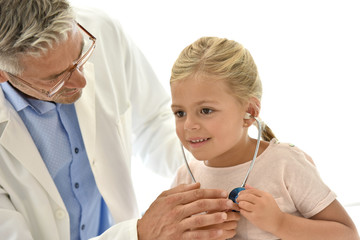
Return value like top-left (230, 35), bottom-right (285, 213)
top-left (0, 71), bottom-right (10, 83)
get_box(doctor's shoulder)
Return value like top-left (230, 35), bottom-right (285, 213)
top-left (74, 5), bottom-right (129, 50)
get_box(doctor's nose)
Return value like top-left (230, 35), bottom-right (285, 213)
top-left (64, 67), bottom-right (87, 89)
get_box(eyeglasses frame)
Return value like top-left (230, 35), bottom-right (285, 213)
top-left (6, 22), bottom-right (96, 98)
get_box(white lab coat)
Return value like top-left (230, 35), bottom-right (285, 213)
top-left (0, 7), bottom-right (181, 240)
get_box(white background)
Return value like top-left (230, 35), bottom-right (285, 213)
top-left (72, 0), bottom-right (360, 227)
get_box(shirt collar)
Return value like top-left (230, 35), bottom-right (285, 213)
top-left (0, 82), bottom-right (56, 114)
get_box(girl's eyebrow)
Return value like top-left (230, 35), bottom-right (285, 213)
top-left (195, 100), bottom-right (219, 105)
top-left (171, 100), bottom-right (220, 109)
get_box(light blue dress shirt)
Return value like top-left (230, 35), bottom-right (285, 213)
top-left (1, 82), bottom-right (111, 239)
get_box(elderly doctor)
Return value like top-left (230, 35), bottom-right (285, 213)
top-left (0, 0), bottom-right (240, 239)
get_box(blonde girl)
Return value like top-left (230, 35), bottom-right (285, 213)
top-left (170, 37), bottom-right (359, 239)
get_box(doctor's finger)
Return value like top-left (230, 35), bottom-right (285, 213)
top-left (181, 198), bottom-right (234, 218)
top-left (182, 228), bottom-right (225, 240)
top-left (173, 187), bottom-right (228, 206)
top-left (225, 211), bottom-right (241, 222)
top-left (192, 229), bottom-right (237, 240)
top-left (198, 220), bottom-right (239, 232)
top-left (160, 183), bottom-right (201, 197)
top-left (182, 212), bottom-right (228, 230)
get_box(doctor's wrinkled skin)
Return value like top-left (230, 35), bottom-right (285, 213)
top-left (0, 0), bottom-right (239, 239)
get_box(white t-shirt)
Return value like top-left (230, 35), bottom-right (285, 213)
top-left (172, 139), bottom-right (337, 240)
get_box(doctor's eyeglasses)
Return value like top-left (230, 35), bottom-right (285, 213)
top-left (7, 22), bottom-right (96, 98)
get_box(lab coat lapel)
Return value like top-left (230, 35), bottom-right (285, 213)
top-left (0, 90), bottom-right (65, 209)
top-left (75, 63), bottom-right (95, 163)
top-left (0, 62), bottom-right (95, 210)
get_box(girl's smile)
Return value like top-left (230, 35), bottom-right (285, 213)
top-left (187, 137), bottom-right (211, 148)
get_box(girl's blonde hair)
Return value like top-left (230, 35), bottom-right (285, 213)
top-left (170, 36), bottom-right (276, 141)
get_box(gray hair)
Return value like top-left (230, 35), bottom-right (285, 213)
top-left (0, 0), bottom-right (75, 74)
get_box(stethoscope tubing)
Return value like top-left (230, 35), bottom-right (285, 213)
top-left (180, 116), bottom-right (262, 187)
top-left (241, 116), bottom-right (261, 187)
top-left (181, 143), bottom-right (197, 183)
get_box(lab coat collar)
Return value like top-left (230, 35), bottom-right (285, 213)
top-left (0, 88), bottom-right (65, 209)
top-left (0, 62), bottom-right (96, 210)
top-left (1, 81), bottom-right (57, 115)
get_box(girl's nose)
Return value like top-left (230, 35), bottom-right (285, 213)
top-left (184, 115), bottom-right (200, 131)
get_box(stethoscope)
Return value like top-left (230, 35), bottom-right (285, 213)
top-left (180, 113), bottom-right (262, 203)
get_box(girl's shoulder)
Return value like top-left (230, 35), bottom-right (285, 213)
top-left (265, 138), bottom-right (315, 166)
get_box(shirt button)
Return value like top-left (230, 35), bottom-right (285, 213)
top-left (74, 182), bottom-right (80, 189)
top-left (74, 147), bottom-right (79, 154)
top-left (81, 224), bottom-right (85, 230)
top-left (55, 209), bottom-right (66, 219)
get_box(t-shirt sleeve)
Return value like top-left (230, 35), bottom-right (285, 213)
top-left (283, 147), bottom-right (337, 218)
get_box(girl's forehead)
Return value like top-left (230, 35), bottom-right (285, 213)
top-left (172, 76), bottom-right (241, 104)
top-left (171, 74), bottom-right (232, 95)
top-left (171, 73), bottom-right (247, 110)
top-left (171, 77), bottom-right (217, 92)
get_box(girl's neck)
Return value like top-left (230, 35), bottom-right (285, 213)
top-left (205, 138), bottom-right (268, 168)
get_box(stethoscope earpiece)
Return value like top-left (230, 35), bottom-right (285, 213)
top-left (244, 112), bottom-right (252, 120)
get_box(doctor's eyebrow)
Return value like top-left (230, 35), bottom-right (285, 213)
top-left (41, 39), bottom-right (85, 81)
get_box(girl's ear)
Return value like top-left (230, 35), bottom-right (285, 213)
top-left (246, 97), bottom-right (261, 118)
top-left (0, 71), bottom-right (10, 83)
top-left (243, 97), bottom-right (261, 127)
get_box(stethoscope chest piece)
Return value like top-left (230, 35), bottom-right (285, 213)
top-left (228, 187), bottom-right (245, 203)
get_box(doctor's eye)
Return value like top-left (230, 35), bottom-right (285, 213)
top-left (200, 108), bottom-right (213, 115)
top-left (174, 111), bottom-right (186, 118)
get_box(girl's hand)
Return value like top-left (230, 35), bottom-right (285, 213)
top-left (236, 185), bottom-right (285, 234)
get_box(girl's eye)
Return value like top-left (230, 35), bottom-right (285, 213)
top-left (175, 111), bottom-right (186, 118)
top-left (201, 108), bottom-right (213, 115)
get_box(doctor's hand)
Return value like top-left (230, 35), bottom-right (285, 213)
top-left (137, 183), bottom-right (236, 240)
top-left (193, 210), bottom-right (241, 240)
